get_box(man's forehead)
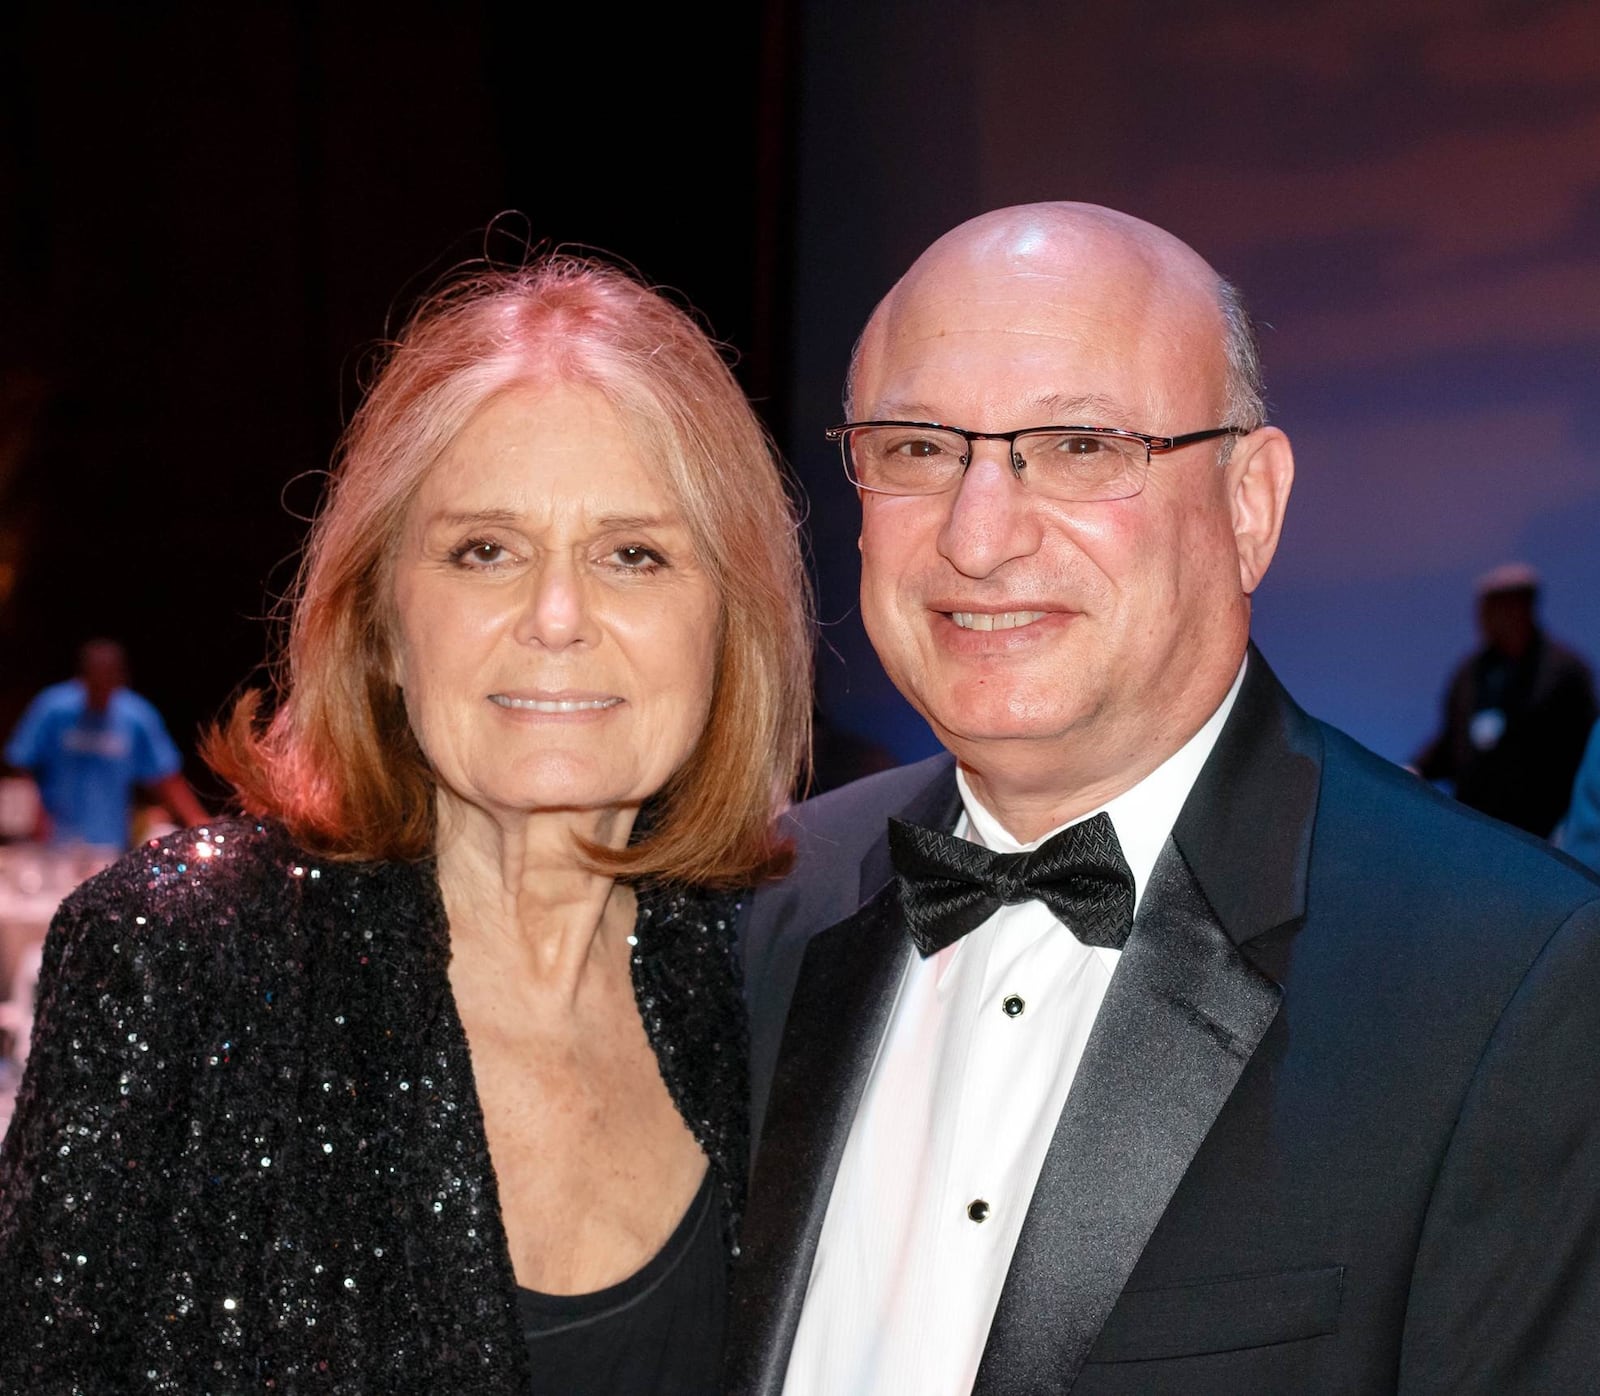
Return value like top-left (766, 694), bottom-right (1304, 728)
top-left (858, 276), bottom-right (1210, 428)
top-left (875, 276), bottom-right (1159, 352)
top-left (871, 385), bottom-right (1145, 427)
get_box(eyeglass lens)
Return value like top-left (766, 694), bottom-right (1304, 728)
top-left (844, 426), bottom-right (1148, 502)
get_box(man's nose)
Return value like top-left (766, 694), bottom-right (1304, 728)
top-left (513, 556), bottom-right (596, 648)
top-left (935, 441), bottom-right (1044, 578)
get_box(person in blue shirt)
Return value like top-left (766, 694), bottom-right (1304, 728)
top-left (4, 640), bottom-right (206, 848)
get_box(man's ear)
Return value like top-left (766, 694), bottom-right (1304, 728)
top-left (1226, 426), bottom-right (1294, 595)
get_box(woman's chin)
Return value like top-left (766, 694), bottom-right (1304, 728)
top-left (436, 773), bottom-right (655, 833)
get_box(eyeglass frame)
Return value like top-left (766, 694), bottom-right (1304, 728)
top-left (824, 419), bottom-right (1251, 499)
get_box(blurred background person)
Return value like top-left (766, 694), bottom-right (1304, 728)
top-left (3, 638), bottom-right (206, 850)
top-left (1558, 720), bottom-right (1600, 872)
top-left (0, 255), bottom-right (810, 1394)
top-left (1413, 563), bottom-right (1597, 837)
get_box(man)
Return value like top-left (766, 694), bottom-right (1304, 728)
top-left (729, 205), bottom-right (1600, 1394)
top-left (1413, 563), bottom-right (1597, 837)
top-left (4, 639), bottom-right (206, 847)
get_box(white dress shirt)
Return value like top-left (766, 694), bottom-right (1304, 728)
top-left (782, 662), bottom-right (1246, 1395)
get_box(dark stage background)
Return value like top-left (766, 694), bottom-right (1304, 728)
top-left (0, 2), bottom-right (791, 806)
top-left (3, 1), bottom-right (1598, 802)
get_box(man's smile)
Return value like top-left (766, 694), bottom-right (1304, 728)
top-left (948, 610), bottom-right (1049, 631)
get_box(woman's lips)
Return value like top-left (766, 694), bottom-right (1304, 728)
top-left (488, 693), bottom-right (624, 713)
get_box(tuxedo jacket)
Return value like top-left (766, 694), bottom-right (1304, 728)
top-left (729, 652), bottom-right (1600, 1395)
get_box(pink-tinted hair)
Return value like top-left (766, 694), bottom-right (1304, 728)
top-left (208, 255), bottom-right (811, 885)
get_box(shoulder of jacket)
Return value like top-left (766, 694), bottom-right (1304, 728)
top-left (1317, 721), bottom-right (1600, 905)
top-left (786, 754), bottom-right (954, 854)
top-left (54, 819), bottom-right (327, 953)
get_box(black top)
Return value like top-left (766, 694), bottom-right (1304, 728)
top-left (0, 821), bottom-right (748, 1394)
top-left (519, 1169), bottom-right (726, 1395)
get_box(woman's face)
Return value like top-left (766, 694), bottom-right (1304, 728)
top-left (389, 383), bottom-right (721, 831)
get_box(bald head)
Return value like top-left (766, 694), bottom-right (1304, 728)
top-left (849, 203), bottom-right (1262, 434)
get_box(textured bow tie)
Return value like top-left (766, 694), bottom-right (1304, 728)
top-left (888, 811), bottom-right (1136, 956)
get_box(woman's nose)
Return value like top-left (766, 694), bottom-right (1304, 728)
top-left (513, 556), bottom-right (596, 648)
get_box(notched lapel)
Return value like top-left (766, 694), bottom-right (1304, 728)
top-left (1175, 646), bottom-right (1320, 945)
top-left (727, 881), bottom-right (912, 1396)
top-left (858, 759), bottom-right (962, 904)
top-left (974, 839), bottom-right (1283, 1395)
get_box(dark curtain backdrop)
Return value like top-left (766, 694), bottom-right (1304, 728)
top-left (0, 2), bottom-right (793, 803)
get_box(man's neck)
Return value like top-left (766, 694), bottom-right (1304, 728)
top-left (953, 657), bottom-right (1250, 845)
top-left (956, 765), bottom-right (1138, 845)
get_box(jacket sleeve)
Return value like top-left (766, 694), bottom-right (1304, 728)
top-left (0, 874), bottom-right (188, 1387)
top-left (1397, 895), bottom-right (1600, 1393)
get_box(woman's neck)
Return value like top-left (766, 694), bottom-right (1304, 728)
top-left (433, 798), bottom-right (639, 1002)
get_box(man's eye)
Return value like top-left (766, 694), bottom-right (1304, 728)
top-left (1054, 434), bottom-right (1110, 455)
top-left (890, 436), bottom-right (958, 459)
top-left (1029, 432), bottom-right (1138, 462)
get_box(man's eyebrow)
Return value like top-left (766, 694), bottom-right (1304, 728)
top-left (1026, 392), bottom-right (1140, 425)
top-left (869, 392), bottom-right (1141, 428)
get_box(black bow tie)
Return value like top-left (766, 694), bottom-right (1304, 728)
top-left (888, 811), bottom-right (1136, 957)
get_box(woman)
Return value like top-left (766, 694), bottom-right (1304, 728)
top-left (0, 255), bottom-right (811, 1392)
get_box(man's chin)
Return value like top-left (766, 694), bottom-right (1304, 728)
top-left (922, 702), bottom-right (1093, 754)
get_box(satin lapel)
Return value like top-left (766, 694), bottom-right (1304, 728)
top-left (1174, 644), bottom-right (1320, 945)
top-left (727, 880), bottom-right (913, 1396)
top-left (857, 758), bottom-right (963, 904)
top-left (973, 838), bottom-right (1283, 1395)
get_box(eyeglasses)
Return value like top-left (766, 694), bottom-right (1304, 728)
top-left (825, 420), bottom-right (1249, 502)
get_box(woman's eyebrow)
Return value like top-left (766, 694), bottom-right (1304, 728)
top-left (590, 511), bottom-right (680, 531)
top-left (426, 508), bottom-right (682, 531)
top-left (427, 508), bottom-right (524, 529)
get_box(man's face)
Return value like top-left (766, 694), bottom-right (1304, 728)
top-left (80, 644), bottom-right (126, 712)
top-left (1478, 591), bottom-right (1536, 659)
top-left (853, 226), bottom-right (1258, 810)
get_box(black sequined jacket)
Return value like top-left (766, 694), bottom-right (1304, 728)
top-left (0, 820), bottom-right (748, 1395)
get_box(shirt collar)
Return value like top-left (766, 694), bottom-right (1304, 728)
top-left (955, 655), bottom-right (1248, 917)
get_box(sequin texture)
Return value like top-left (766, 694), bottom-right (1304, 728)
top-left (0, 821), bottom-right (748, 1392)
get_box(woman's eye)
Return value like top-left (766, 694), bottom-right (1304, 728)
top-left (613, 544), bottom-right (666, 570)
top-left (451, 539), bottom-right (510, 566)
